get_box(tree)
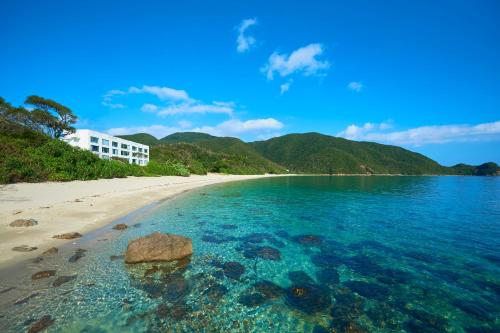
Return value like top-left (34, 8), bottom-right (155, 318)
top-left (25, 95), bottom-right (77, 138)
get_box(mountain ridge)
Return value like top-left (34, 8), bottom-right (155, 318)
top-left (118, 132), bottom-right (499, 176)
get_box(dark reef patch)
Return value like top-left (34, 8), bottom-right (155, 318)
top-left (316, 268), bottom-right (340, 287)
top-left (238, 292), bottom-right (266, 307)
top-left (288, 271), bottom-right (315, 285)
top-left (343, 280), bottom-right (390, 301)
top-left (344, 255), bottom-right (383, 276)
top-left (223, 261), bottom-right (245, 280)
top-left (284, 283), bottom-right (331, 314)
top-left (205, 283), bottom-right (228, 302)
top-left (291, 234), bottom-right (324, 246)
top-left (253, 280), bottom-right (284, 300)
top-left (242, 245), bottom-right (281, 261)
top-left (311, 253), bottom-right (343, 268)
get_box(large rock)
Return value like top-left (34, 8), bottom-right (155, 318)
top-left (124, 232), bottom-right (192, 264)
top-left (9, 218), bottom-right (38, 227)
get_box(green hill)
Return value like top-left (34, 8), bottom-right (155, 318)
top-left (117, 133), bottom-right (159, 147)
top-left (250, 132), bottom-right (450, 175)
top-left (154, 131), bottom-right (498, 176)
top-left (160, 132), bottom-right (216, 144)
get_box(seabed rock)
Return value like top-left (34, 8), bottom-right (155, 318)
top-left (69, 248), bottom-right (87, 263)
top-left (27, 315), bottom-right (54, 333)
top-left (9, 218), bottom-right (38, 227)
top-left (125, 232), bottom-right (193, 264)
top-left (53, 232), bottom-right (82, 240)
top-left (110, 254), bottom-right (125, 261)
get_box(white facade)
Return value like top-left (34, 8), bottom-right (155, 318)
top-left (62, 129), bottom-right (149, 165)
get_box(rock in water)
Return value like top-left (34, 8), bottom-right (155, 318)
top-left (42, 247), bottom-right (58, 256)
top-left (53, 232), bottom-right (82, 240)
top-left (28, 315), bottom-right (54, 333)
top-left (52, 275), bottom-right (77, 287)
top-left (12, 245), bottom-right (37, 252)
top-left (113, 224), bottom-right (128, 230)
top-left (9, 218), bottom-right (38, 227)
top-left (124, 232), bottom-right (193, 264)
top-left (31, 270), bottom-right (57, 280)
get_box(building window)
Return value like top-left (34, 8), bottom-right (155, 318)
top-left (132, 159), bottom-right (136, 164)
top-left (138, 148), bottom-right (143, 152)
top-left (121, 144), bottom-right (128, 149)
top-left (102, 155), bottom-right (110, 160)
top-left (102, 139), bottom-right (109, 146)
top-left (144, 149), bottom-right (148, 153)
top-left (91, 145), bottom-right (99, 152)
top-left (121, 151), bottom-right (129, 156)
top-left (112, 141), bottom-right (118, 147)
top-left (132, 146), bottom-right (137, 151)
top-left (90, 136), bottom-right (99, 143)
top-left (102, 147), bottom-right (109, 153)
top-left (112, 149), bottom-right (118, 155)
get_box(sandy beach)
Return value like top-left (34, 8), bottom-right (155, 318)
top-left (0, 174), bottom-right (276, 267)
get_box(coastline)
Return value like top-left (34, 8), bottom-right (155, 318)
top-left (0, 174), bottom-right (279, 267)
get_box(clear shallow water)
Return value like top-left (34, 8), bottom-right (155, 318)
top-left (1, 176), bottom-right (499, 332)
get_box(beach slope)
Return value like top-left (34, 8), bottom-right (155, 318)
top-left (0, 174), bottom-right (274, 266)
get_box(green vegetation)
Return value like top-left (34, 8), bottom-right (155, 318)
top-left (151, 141), bottom-right (285, 175)
top-left (0, 97), bottom-right (192, 184)
top-left (1, 96), bottom-right (497, 184)
top-left (450, 162), bottom-right (500, 176)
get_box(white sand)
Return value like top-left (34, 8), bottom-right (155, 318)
top-left (0, 174), bottom-right (276, 267)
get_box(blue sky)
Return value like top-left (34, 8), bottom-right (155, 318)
top-left (1, 0), bottom-right (499, 166)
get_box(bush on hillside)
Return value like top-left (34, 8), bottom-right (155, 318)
top-left (144, 160), bottom-right (190, 177)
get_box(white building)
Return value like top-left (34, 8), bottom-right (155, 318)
top-left (62, 129), bottom-right (149, 165)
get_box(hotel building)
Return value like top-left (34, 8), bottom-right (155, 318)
top-left (62, 129), bottom-right (149, 165)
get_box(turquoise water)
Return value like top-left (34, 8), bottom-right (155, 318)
top-left (0, 176), bottom-right (499, 332)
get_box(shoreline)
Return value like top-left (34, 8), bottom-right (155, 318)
top-left (0, 174), bottom-right (280, 268)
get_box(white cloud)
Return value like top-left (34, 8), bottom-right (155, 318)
top-left (128, 85), bottom-right (190, 101)
top-left (155, 102), bottom-right (234, 116)
top-left (236, 18), bottom-right (257, 53)
top-left (280, 80), bottom-right (293, 95)
top-left (337, 120), bottom-right (500, 146)
top-left (191, 118), bottom-right (284, 137)
top-left (177, 120), bottom-right (192, 129)
top-left (262, 43), bottom-right (330, 80)
top-left (103, 85), bottom-right (234, 116)
top-left (347, 81), bottom-right (363, 92)
top-left (102, 89), bottom-right (126, 109)
top-left (140, 104), bottom-right (159, 113)
top-left (106, 118), bottom-right (284, 141)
